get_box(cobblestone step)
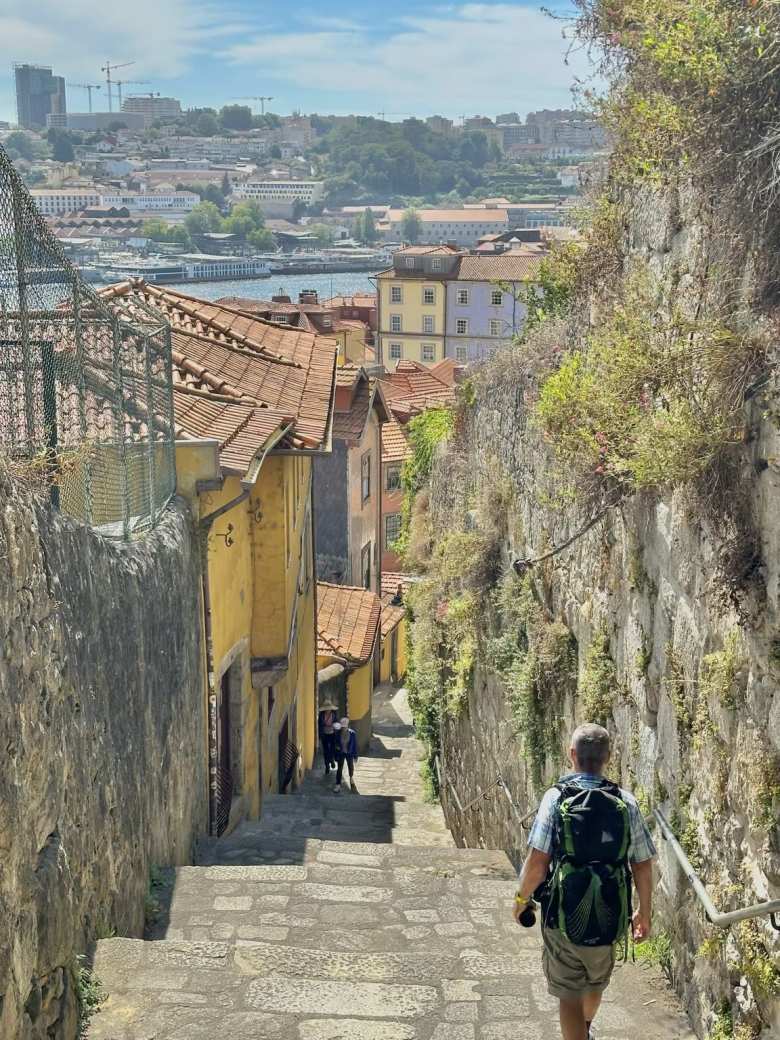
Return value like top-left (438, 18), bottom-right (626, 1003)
top-left (87, 687), bottom-right (696, 1040)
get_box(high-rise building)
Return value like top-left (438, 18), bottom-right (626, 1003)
top-left (14, 64), bottom-right (66, 129)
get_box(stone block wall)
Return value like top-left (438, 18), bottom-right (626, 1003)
top-left (427, 181), bottom-right (780, 1036)
top-left (0, 465), bottom-right (207, 1039)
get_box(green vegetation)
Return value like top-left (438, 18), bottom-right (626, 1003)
top-left (533, 274), bottom-right (757, 496)
top-left (635, 931), bottom-right (673, 981)
top-left (144, 864), bottom-right (166, 930)
top-left (401, 208), bottom-right (422, 245)
top-left (522, 243), bottom-right (581, 334)
top-left (572, 0), bottom-right (780, 200)
top-left (736, 921), bottom-right (780, 1000)
top-left (353, 208), bottom-right (379, 244)
top-left (75, 956), bottom-right (106, 1036)
top-left (396, 408), bottom-right (454, 562)
top-left (746, 742), bottom-right (780, 833)
top-left (166, 199), bottom-right (276, 251)
top-left (700, 631), bottom-right (745, 710)
top-left (579, 626), bottom-right (617, 726)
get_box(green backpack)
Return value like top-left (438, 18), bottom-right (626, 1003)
top-left (541, 778), bottom-right (632, 947)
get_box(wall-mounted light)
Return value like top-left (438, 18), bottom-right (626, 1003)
top-left (213, 523), bottom-right (235, 547)
top-left (249, 506), bottom-right (263, 524)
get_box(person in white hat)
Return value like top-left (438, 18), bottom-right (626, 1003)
top-left (332, 717), bottom-right (358, 793)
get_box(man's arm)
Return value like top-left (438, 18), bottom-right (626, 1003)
top-left (512, 848), bottom-right (551, 923)
top-left (630, 858), bottom-right (653, 941)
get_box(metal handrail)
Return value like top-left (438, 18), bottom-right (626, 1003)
top-left (434, 756), bottom-right (780, 930)
top-left (654, 808), bottom-right (780, 930)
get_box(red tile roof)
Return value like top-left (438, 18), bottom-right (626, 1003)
top-left (99, 281), bottom-right (338, 468)
top-left (380, 573), bottom-right (416, 599)
top-left (332, 377), bottom-right (371, 442)
top-left (317, 582), bottom-right (381, 664)
top-left (456, 254), bottom-right (544, 282)
top-left (429, 358), bottom-right (465, 387)
top-left (378, 360), bottom-right (456, 421)
top-left (387, 210), bottom-right (509, 223)
top-left (382, 418), bottom-right (411, 463)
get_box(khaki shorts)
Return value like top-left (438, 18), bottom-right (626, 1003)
top-left (542, 926), bottom-right (616, 1001)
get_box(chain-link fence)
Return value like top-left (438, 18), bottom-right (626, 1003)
top-left (0, 145), bottom-right (176, 538)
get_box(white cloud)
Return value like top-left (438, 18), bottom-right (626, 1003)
top-left (221, 2), bottom-right (592, 115)
top-left (0, 0), bottom-right (239, 119)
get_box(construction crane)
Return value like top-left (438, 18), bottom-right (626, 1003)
top-left (115, 80), bottom-right (149, 109)
top-left (101, 61), bottom-right (134, 112)
top-left (233, 95), bottom-right (274, 115)
top-left (71, 83), bottom-right (101, 113)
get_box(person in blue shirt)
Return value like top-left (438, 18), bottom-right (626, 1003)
top-left (333, 718), bottom-right (358, 793)
top-left (512, 723), bottom-right (656, 1040)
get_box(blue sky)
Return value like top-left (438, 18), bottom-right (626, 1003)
top-left (0, 1), bottom-right (596, 125)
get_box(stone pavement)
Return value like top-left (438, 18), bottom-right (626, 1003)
top-left (89, 685), bottom-right (695, 1040)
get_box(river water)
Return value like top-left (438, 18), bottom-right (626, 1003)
top-left (166, 270), bottom-right (378, 303)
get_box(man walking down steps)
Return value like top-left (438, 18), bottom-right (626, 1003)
top-left (88, 686), bottom-right (694, 1040)
top-left (513, 724), bottom-right (656, 1040)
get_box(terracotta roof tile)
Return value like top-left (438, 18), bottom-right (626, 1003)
top-left (317, 582), bottom-right (381, 664)
top-left (382, 418), bottom-right (411, 463)
top-left (332, 378), bottom-right (371, 442)
top-left (98, 281), bottom-right (338, 462)
top-left (380, 572), bottom-right (416, 599)
top-left (456, 254), bottom-right (544, 281)
top-left (387, 210), bottom-right (509, 223)
top-left (378, 360), bottom-right (456, 420)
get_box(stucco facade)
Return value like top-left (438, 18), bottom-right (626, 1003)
top-left (445, 280), bottom-right (528, 362)
top-left (176, 442), bottom-right (318, 831)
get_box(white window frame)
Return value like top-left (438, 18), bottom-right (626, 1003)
top-left (422, 286), bottom-right (436, 305)
top-left (456, 318), bottom-right (469, 335)
top-left (421, 342), bottom-right (436, 362)
top-left (490, 319), bottom-right (503, 337)
top-left (455, 344), bottom-right (468, 362)
top-left (456, 288), bottom-right (469, 305)
top-left (390, 285), bottom-right (403, 303)
top-left (405, 257), bottom-right (415, 268)
top-left (389, 342), bottom-right (403, 360)
top-left (390, 314), bottom-right (402, 333)
top-left (491, 289), bottom-right (504, 306)
top-left (422, 315), bottom-right (435, 334)
top-left (430, 257), bottom-right (442, 271)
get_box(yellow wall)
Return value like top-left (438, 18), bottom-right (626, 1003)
top-left (346, 411), bottom-right (381, 593)
top-left (380, 616), bottom-right (408, 684)
top-left (174, 440), bottom-right (318, 827)
top-left (378, 274), bottom-right (446, 370)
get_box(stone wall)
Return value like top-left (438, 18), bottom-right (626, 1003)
top-left (426, 182), bottom-right (780, 1036)
top-left (0, 466), bottom-right (207, 1039)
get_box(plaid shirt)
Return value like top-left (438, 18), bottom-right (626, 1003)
top-left (527, 773), bottom-right (656, 864)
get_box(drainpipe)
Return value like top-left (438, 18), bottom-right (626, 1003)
top-left (199, 488), bottom-right (250, 837)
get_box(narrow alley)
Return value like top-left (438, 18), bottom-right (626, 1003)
top-left (88, 687), bottom-right (695, 1040)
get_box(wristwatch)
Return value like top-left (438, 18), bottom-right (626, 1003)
top-left (514, 891), bottom-right (530, 906)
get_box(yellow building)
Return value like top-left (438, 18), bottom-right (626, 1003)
top-left (102, 281), bottom-right (337, 836)
top-left (379, 599), bottom-right (407, 685)
top-left (376, 245), bottom-right (459, 370)
top-left (316, 582), bottom-right (381, 752)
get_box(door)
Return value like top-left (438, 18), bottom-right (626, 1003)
top-left (277, 714), bottom-right (289, 792)
top-left (215, 670), bottom-right (233, 835)
top-left (391, 629), bottom-right (399, 682)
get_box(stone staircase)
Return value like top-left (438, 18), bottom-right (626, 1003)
top-left (88, 687), bottom-right (695, 1040)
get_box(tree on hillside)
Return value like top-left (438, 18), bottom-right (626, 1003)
top-left (355, 208), bottom-right (378, 244)
top-left (46, 129), bottom-right (75, 162)
top-left (248, 226), bottom-right (275, 251)
top-left (308, 223), bottom-right (335, 247)
top-left (196, 112), bottom-right (219, 137)
top-left (142, 219), bottom-right (191, 246)
top-left (401, 208), bottom-right (422, 244)
top-left (220, 105), bottom-right (253, 131)
top-left (4, 131), bottom-right (38, 161)
top-left (222, 200), bottom-right (267, 237)
top-left (221, 171), bottom-right (232, 197)
top-left (184, 201), bottom-right (223, 235)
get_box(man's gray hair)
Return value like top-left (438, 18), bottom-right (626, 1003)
top-left (571, 723), bottom-right (611, 772)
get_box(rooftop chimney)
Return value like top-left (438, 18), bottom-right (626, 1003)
top-left (299, 289), bottom-right (319, 305)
